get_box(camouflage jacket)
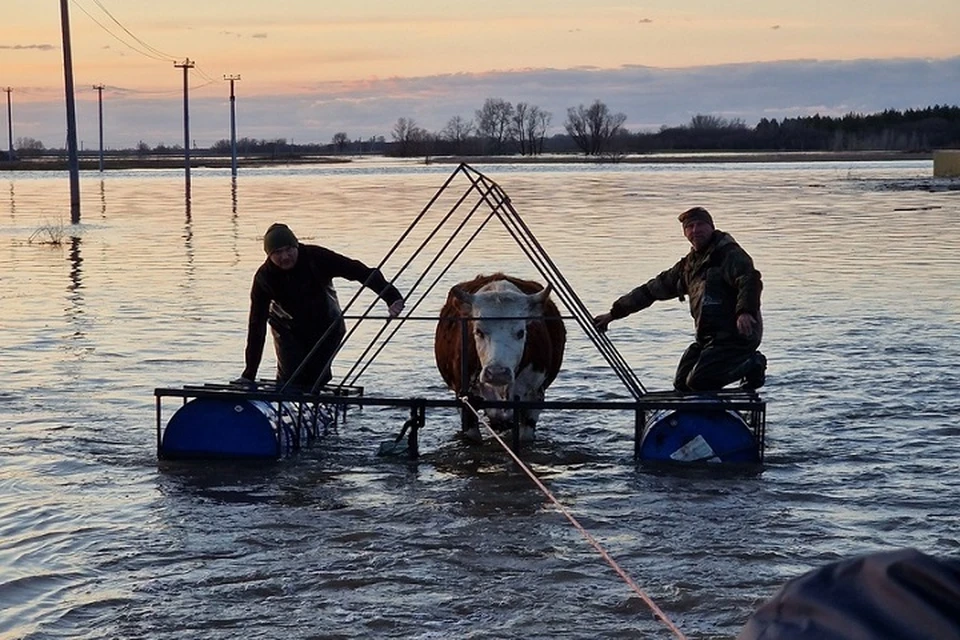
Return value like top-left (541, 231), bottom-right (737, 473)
top-left (610, 230), bottom-right (762, 344)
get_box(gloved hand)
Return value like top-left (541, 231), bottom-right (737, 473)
top-left (231, 376), bottom-right (256, 389)
top-left (737, 312), bottom-right (758, 338)
top-left (593, 312), bottom-right (614, 333)
top-left (387, 299), bottom-right (405, 318)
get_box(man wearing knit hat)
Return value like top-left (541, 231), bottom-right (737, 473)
top-left (234, 222), bottom-right (405, 390)
top-left (593, 207), bottom-right (766, 392)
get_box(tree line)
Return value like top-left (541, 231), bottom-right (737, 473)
top-left (377, 102), bottom-right (960, 158)
top-left (5, 102), bottom-right (959, 160)
top-left (334, 102), bottom-right (960, 158)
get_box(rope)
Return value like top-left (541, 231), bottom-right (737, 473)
top-left (459, 397), bottom-right (688, 640)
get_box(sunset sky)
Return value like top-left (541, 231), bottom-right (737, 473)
top-left (3, 1), bottom-right (959, 148)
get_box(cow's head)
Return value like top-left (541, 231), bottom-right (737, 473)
top-left (452, 280), bottom-right (553, 400)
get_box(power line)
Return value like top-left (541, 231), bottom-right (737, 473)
top-left (190, 76), bottom-right (220, 90)
top-left (194, 66), bottom-right (221, 85)
top-left (88, 0), bottom-right (179, 61)
top-left (72, 0), bottom-right (226, 91)
top-left (70, 0), bottom-right (174, 62)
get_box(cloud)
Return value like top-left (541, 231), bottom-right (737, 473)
top-left (15, 56), bottom-right (960, 149)
top-left (0, 44), bottom-right (56, 51)
top-left (218, 31), bottom-right (268, 39)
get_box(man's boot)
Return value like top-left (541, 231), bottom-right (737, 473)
top-left (741, 352), bottom-right (767, 390)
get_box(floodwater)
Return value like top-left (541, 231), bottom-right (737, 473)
top-left (1, 158), bottom-right (958, 639)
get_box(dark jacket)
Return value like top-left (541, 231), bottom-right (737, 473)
top-left (610, 230), bottom-right (762, 344)
top-left (241, 243), bottom-right (402, 380)
top-left (739, 548), bottom-right (960, 640)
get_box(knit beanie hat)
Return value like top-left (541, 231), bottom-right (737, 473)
top-left (678, 206), bottom-right (714, 228)
top-left (263, 223), bottom-right (298, 254)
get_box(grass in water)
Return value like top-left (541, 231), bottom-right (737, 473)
top-left (28, 219), bottom-right (66, 246)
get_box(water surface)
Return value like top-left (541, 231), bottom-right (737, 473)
top-left (1, 158), bottom-right (958, 639)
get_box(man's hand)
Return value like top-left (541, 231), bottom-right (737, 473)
top-left (388, 299), bottom-right (405, 318)
top-left (737, 312), bottom-right (758, 337)
top-left (593, 312), bottom-right (614, 334)
top-left (269, 300), bottom-right (293, 320)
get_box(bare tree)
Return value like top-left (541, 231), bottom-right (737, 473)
top-left (15, 137), bottom-right (45, 156)
top-left (475, 98), bottom-right (514, 154)
top-left (441, 115), bottom-right (474, 154)
top-left (526, 106), bottom-right (552, 155)
top-left (391, 117), bottom-right (428, 157)
top-left (687, 114), bottom-right (745, 130)
top-left (331, 131), bottom-right (349, 153)
top-left (564, 100), bottom-right (628, 155)
top-left (511, 102), bottom-right (529, 155)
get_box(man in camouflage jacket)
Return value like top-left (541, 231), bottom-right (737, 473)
top-left (593, 207), bottom-right (766, 392)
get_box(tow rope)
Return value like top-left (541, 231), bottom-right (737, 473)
top-left (459, 397), bottom-right (688, 640)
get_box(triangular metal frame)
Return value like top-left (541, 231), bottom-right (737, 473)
top-left (323, 162), bottom-right (647, 399)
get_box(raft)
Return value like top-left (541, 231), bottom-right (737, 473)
top-left (151, 165), bottom-right (769, 464)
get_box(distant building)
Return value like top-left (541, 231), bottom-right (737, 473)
top-left (933, 150), bottom-right (960, 177)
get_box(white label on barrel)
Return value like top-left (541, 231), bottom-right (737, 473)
top-left (670, 435), bottom-right (720, 463)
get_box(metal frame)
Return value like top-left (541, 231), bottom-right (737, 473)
top-left (155, 382), bottom-right (764, 462)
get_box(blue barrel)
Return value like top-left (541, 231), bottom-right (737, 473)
top-left (639, 409), bottom-right (760, 464)
top-left (160, 397), bottom-right (327, 460)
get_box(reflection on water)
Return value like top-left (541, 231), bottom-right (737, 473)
top-left (67, 235), bottom-right (84, 342)
top-left (68, 235), bottom-right (83, 293)
top-left (99, 178), bottom-right (106, 219)
top-left (183, 196), bottom-right (194, 286)
top-left (0, 160), bottom-right (958, 639)
top-left (231, 177), bottom-right (240, 262)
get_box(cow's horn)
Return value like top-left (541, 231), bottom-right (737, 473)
top-left (452, 286), bottom-right (474, 305)
top-left (532, 283), bottom-right (552, 303)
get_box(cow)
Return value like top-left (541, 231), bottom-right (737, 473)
top-left (434, 273), bottom-right (566, 442)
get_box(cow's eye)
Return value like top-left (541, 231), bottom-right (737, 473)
top-left (516, 328), bottom-right (525, 340)
top-left (474, 328), bottom-right (485, 339)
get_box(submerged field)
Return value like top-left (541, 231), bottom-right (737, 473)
top-left (1, 158), bottom-right (957, 638)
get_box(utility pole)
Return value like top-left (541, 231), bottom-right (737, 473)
top-left (60, 0), bottom-right (81, 222)
top-left (174, 59), bottom-right (194, 192)
top-left (2, 87), bottom-right (12, 160)
top-left (93, 84), bottom-right (104, 172)
top-left (223, 74), bottom-right (240, 177)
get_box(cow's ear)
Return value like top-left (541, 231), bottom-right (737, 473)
top-left (452, 286), bottom-right (474, 307)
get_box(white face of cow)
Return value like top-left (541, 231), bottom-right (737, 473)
top-left (453, 280), bottom-right (552, 401)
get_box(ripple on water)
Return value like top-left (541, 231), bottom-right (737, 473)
top-left (1, 161), bottom-right (958, 638)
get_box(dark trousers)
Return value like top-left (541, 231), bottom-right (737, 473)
top-left (673, 338), bottom-right (758, 392)
top-left (271, 321), bottom-right (345, 390)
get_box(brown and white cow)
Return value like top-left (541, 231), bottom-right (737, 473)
top-left (434, 273), bottom-right (566, 441)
